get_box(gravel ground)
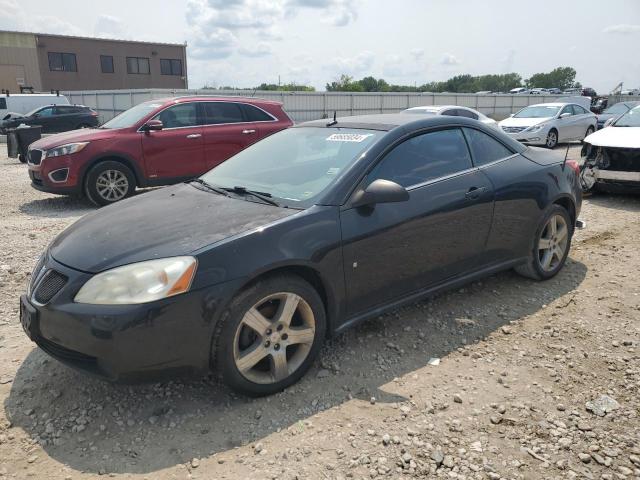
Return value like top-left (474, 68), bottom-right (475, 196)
top-left (0, 145), bottom-right (639, 480)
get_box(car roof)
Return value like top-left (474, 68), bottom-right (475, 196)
top-left (160, 95), bottom-right (284, 106)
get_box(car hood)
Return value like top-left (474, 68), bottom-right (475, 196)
top-left (1, 112), bottom-right (25, 121)
top-left (50, 184), bottom-right (298, 273)
top-left (29, 127), bottom-right (122, 150)
top-left (499, 117), bottom-right (553, 128)
top-left (584, 126), bottom-right (640, 149)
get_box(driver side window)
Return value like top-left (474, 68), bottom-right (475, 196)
top-left (368, 128), bottom-right (472, 188)
top-left (559, 106), bottom-right (573, 116)
top-left (153, 103), bottom-right (198, 129)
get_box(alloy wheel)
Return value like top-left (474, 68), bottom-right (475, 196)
top-left (233, 292), bottom-right (316, 384)
top-left (538, 214), bottom-right (569, 272)
top-left (546, 131), bottom-right (557, 148)
top-left (96, 170), bottom-right (129, 202)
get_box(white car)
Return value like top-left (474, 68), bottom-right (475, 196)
top-left (498, 102), bottom-right (597, 148)
top-left (402, 105), bottom-right (499, 129)
top-left (580, 106), bottom-right (640, 193)
top-left (510, 87), bottom-right (529, 94)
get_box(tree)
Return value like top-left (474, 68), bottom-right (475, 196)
top-left (326, 74), bottom-right (364, 92)
top-left (525, 67), bottom-right (578, 90)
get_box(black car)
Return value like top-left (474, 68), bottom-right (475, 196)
top-left (20, 114), bottom-right (583, 396)
top-left (596, 101), bottom-right (640, 129)
top-left (0, 104), bottom-right (99, 134)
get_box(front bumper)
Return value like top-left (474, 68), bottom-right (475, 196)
top-left (20, 255), bottom-right (244, 382)
top-left (27, 151), bottom-right (83, 196)
top-left (501, 128), bottom-right (549, 145)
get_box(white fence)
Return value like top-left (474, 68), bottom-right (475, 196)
top-left (62, 88), bottom-right (640, 124)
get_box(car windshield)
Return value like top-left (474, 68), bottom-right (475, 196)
top-left (100, 101), bottom-right (164, 129)
top-left (613, 107), bottom-right (640, 127)
top-left (604, 103), bottom-right (630, 115)
top-left (514, 105), bottom-right (561, 118)
top-left (24, 107), bottom-right (47, 116)
top-left (200, 127), bottom-right (383, 208)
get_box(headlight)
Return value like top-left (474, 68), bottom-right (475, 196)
top-left (527, 123), bottom-right (547, 133)
top-left (44, 142), bottom-right (90, 158)
top-left (74, 257), bottom-right (197, 305)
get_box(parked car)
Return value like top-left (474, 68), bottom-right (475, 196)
top-left (20, 113), bottom-right (583, 395)
top-left (498, 102), bottom-right (597, 148)
top-left (595, 101), bottom-right (640, 129)
top-left (529, 88), bottom-right (547, 95)
top-left (580, 106), bottom-right (640, 193)
top-left (402, 105), bottom-right (499, 129)
top-left (591, 97), bottom-right (608, 114)
top-left (547, 88), bottom-right (563, 95)
top-left (510, 87), bottom-right (528, 94)
top-left (620, 89), bottom-right (639, 96)
top-left (0, 93), bottom-right (69, 119)
top-left (0, 104), bottom-right (99, 134)
top-left (581, 87), bottom-right (597, 97)
top-left (26, 96), bottom-right (293, 206)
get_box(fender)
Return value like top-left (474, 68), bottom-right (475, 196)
top-left (80, 151), bottom-right (148, 188)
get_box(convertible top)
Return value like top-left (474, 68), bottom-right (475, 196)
top-left (297, 113), bottom-right (527, 153)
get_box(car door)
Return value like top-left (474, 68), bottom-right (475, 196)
top-left (52, 105), bottom-right (77, 132)
top-left (340, 127), bottom-right (495, 316)
top-left (200, 102), bottom-right (262, 170)
top-left (141, 102), bottom-right (205, 182)
top-left (557, 105), bottom-right (582, 141)
top-left (31, 106), bottom-right (56, 133)
top-left (572, 105), bottom-right (593, 138)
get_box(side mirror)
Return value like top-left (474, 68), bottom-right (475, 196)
top-left (351, 179), bottom-right (409, 208)
top-left (141, 119), bottom-right (163, 133)
top-left (560, 112), bottom-right (572, 119)
top-left (604, 117), bottom-right (615, 128)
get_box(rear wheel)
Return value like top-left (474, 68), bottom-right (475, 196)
top-left (85, 161), bottom-right (136, 206)
top-left (515, 205), bottom-right (572, 280)
top-left (545, 129), bottom-right (558, 149)
top-left (584, 125), bottom-right (595, 140)
top-left (214, 275), bottom-right (326, 396)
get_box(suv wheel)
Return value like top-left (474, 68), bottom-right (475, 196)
top-left (214, 275), bottom-right (326, 396)
top-left (515, 205), bottom-right (573, 280)
top-left (85, 161), bottom-right (135, 206)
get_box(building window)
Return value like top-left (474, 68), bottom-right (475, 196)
top-left (100, 55), bottom-right (114, 74)
top-left (160, 58), bottom-right (182, 76)
top-left (48, 52), bottom-right (77, 72)
top-left (126, 57), bottom-right (150, 75)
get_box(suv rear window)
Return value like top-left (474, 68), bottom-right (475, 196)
top-left (202, 102), bottom-right (244, 124)
top-left (241, 104), bottom-right (274, 122)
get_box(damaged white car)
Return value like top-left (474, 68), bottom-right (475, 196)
top-left (580, 106), bottom-right (640, 193)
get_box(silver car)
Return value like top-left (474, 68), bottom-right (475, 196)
top-left (402, 105), bottom-right (499, 129)
top-left (498, 102), bottom-right (597, 148)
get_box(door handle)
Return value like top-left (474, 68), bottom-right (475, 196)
top-left (242, 129), bottom-right (256, 134)
top-left (186, 134), bottom-right (202, 139)
top-left (465, 186), bottom-right (487, 200)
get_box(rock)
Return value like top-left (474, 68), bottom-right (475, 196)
top-left (442, 455), bottom-right (454, 468)
top-left (489, 415), bottom-right (502, 425)
top-left (585, 395), bottom-right (619, 417)
top-left (430, 450), bottom-right (444, 466)
top-left (578, 453), bottom-right (591, 463)
top-left (557, 404), bottom-right (566, 411)
top-left (317, 369), bottom-right (330, 378)
top-left (370, 397), bottom-right (376, 405)
top-left (190, 458), bottom-right (200, 468)
top-left (501, 326), bottom-right (512, 334)
top-left (254, 443), bottom-right (264, 454)
top-left (453, 394), bottom-right (463, 404)
top-left (382, 434), bottom-right (391, 446)
top-left (618, 466), bottom-right (633, 476)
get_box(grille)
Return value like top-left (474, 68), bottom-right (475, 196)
top-left (34, 335), bottom-right (98, 366)
top-left (501, 126), bottom-right (526, 134)
top-left (28, 149), bottom-right (43, 165)
top-left (33, 270), bottom-right (67, 304)
top-left (29, 255), bottom-right (46, 294)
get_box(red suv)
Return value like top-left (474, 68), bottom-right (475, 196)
top-left (26, 96), bottom-right (293, 205)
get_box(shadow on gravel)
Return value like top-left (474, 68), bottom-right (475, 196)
top-left (4, 259), bottom-right (587, 475)
top-left (585, 192), bottom-right (640, 213)
top-left (19, 196), bottom-right (95, 219)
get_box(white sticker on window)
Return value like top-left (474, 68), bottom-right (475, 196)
top-left (326, 133), bottom-right (373, 143)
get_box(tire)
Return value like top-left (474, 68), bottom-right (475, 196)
top-left (545, 129), bottom-right (558, 149)
top-left (84, 161), bottom-right (136, 206)
top-left (514, 204), bottom-right (573, 281)
top-left (213, 274), bottom-right (326, 396)
top-left (583, 125), bottom-right (594, 141)
top-left (18, 154), bottom-right (26, 163)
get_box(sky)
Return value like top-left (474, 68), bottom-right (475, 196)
top-left (1, 0), bottom-right (639, 92)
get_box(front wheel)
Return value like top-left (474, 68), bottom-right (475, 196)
top-left (85, 161), bottom-right (136, 206)
top-left (545, 129), bottom-right (558, 149)
top-left (583, 125), bottom-right (595, 140)
top-left (214, 275), bottom-right (326, 396)
top-left (515, 205), bottom-right (572, 280)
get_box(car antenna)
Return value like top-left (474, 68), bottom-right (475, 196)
top-left (561, 143), bottom-right (570, 171)
top-left (326, 110), bottom-right (338, 127)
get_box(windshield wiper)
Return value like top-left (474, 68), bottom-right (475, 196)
top-left (222, 186), bottom-right (280, 207)
top-left (189, 178), bottom-right (230, 196)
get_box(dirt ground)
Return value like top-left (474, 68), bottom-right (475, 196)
top-left (0, 144), bottom-right (638, 480)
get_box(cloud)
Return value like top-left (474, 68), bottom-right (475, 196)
top-left (287, 0), bottom-right (358, 26)
top-left (501, 49), bottom-right (516, 72)
top-left (190, 27), bottom-right (238, 59)
top-left (410, 48), bottom-right (425, 62)
top-left (238, 41), bottom-right (273, 57)
top-left (440, 53), bottom-right (461, 66)
top-left (94, 14), bottom-right (127, 39)
top-left (602, 24), bottom-right (640, 34)
top-left (326, 50), bottom-right (374, 76)
top-left (0, 0), bottom-right (85, 37)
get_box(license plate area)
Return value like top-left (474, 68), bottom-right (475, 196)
top-left (20, 295), bottom-right (38, 340)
